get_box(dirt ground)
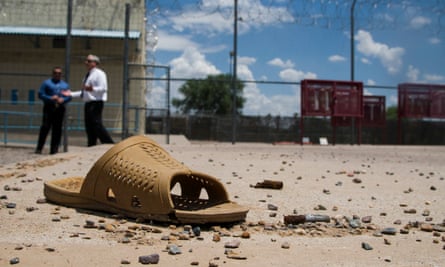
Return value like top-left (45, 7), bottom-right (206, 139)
top-left (0, 136), bottom-right (444, 266)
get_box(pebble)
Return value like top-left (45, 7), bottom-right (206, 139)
top-left (381, 227), bottom-right (397, 235)
top-left (281, 241), bottom-right (290, 249)
top-left (121, 259), bottom-right (131, 264)
top-left (224, 240), bottom-right (241, 249)
top-left (192, 226), bottom-right (201, 236)
top-left (241, 231), bottom-right (250, 239)
top-left (139, 254), bottom-right (160, 264)
top-left (212, 233), bottom-right (221, 242)
top-left (361, 242), bottom-right (373, 250)
top-left (433, 225), bottom-right (445, 232)
top-left (400, 229), bottom-right (409, 234)
top-left (420, 223), bottom-right (433, 232)
top-left (168, 244), bottom-right (182, 255)
top-left (6, 202), bottom-right (16, 209)
top-left (361, 216), bottom-right (372, 223)
top-left (267, 204), bottom-right (278, 211)
top-left (209, 260), bottom-right (219, 267)
top-left (9, 257), bottom-right (20, 265)
top-left (226, 250), bottom-right (247, 260)
top-left (36, 198), bottom-right (47, 204)
top-left (404, 208), bottom-right (417, 214)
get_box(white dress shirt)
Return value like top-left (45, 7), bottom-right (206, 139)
top-left (71, 67), bottom-right (108, 101)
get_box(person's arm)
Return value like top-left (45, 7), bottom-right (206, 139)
top-left (37, 80), bottom-right (55, 105)
top-left (54, 81), bottom-right (71, 104)
top-left (60, 90), bottom-right (81, 98)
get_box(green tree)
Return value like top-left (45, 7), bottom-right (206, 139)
top-left (386, 106), bottom-right (398, 120)
top-left (172, 74), bottom-right (246, 115)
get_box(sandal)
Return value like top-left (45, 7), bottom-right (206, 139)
top-left (44, 135), bottom-right (249, 224)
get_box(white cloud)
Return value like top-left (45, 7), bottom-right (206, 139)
top-left (429, 37), bottom-right (441, 44)
top-left (238, 56), bottom-right (256, 65)
top-left (405, 65), bottom-right (445, 84)
top-left (424, 74), bottom-right (445, 82)
top-left (170, 47), bottom-right (220, 78)
top-left (156, 31), bottom-right (199, 52)
top-left (328, 55), bottom-right (346, 62)
top-left (268, 58), bottom-right (294, 68)
top-left (150, 47), bottom-right (221, 108)
top-left (355, 30), bottom-right (405, 74)
top-left (410, 16), bottom-right (431, 29)
top-left (367, 79), bottom-right (376, 86)
top-left (164, 0), bottom-right (294, 36)
top-left (388, 95), bottom-right (398, 106)
top-left (361, 57), bottom-right (371, 64)
top-left (406, 65), bottom-right (419, 82)
top-left (279, 68), bottom-right (317, 82)
top-left (168, 11), bottom-right (232, 35)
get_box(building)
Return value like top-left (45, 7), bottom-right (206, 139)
top-left (0, 0), bottom-right (147, 135)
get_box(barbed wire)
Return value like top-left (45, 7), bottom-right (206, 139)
top-left (146, 0), bottom-right (445, 34)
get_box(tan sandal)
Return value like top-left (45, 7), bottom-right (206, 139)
top-left (44, 135), bottom-right (249, 224)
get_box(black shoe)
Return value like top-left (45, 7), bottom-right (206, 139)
top-left (35, 149), bottom-right (42, 154)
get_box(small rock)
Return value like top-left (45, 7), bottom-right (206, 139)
top-left (433, 225), bottom-right (445, 232)
top-left (361, 242), bottom-right (373, 250)
top-left (281, 242), bottom-right (290, 249)
top-left (36, 198), bottom-right (47, 204)
top-left (420, 223), bottom-right (433, 232)
top-left (224, 240), bottom-right (241, 249)
top-left (9, 257), bottom-right (20, 265)
top-left (381, 227), bottom-right (397, 235)
top-left (241, 231), bottom-right (250, 239)
top-left (404, 209), bottom-right (416, 214)
top-left (361, 216), bottom-right (372, 223)
top-left (212, 233), bottom-right (221, 242)
top-left (226, 251), bottom-right (247, 260)
top-left (104, 224), bottom-right (116, 232)
top-left (168, 244), bottom-right (182, 255)
top-left (6, 202), bottom-right (16, 209)
top-left (139, 254), bottom-right (160, 264)
top-left (314, 204), bottom-right (327, 211)
top-left (267, 204), bottom-right (278, 211)
top-left (192, 226), bottom-right (201, 237)
top-left (121, 259), bottom-right (131, 264)
top-left (352, 178), bottom-right (362, 184)
top-left (399, 229), bottom-right (409, 234)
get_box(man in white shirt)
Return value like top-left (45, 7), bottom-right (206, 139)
top-left (66, 54), bottom-right (114, 146)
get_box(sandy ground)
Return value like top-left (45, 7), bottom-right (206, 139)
top-left (0, 135), bottom-right (444, 266)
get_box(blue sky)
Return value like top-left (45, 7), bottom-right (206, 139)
top-left (145, 0), bottom-right (445, 116)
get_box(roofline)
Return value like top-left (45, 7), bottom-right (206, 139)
top-left (0, 26), bottom-right (140, 39)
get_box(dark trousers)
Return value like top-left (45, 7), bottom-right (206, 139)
top-left (36, 103), bottom-right (65, 154)
top-left (84, 101), bottom-right (114, 147)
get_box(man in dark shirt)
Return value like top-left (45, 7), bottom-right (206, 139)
top-left (35, 67), bottom-right (71, 154)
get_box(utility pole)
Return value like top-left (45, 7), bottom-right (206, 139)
top-left (231, 0), bottom-right (238, 144)
top-left (350, 0), bottom-right (357, 145)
